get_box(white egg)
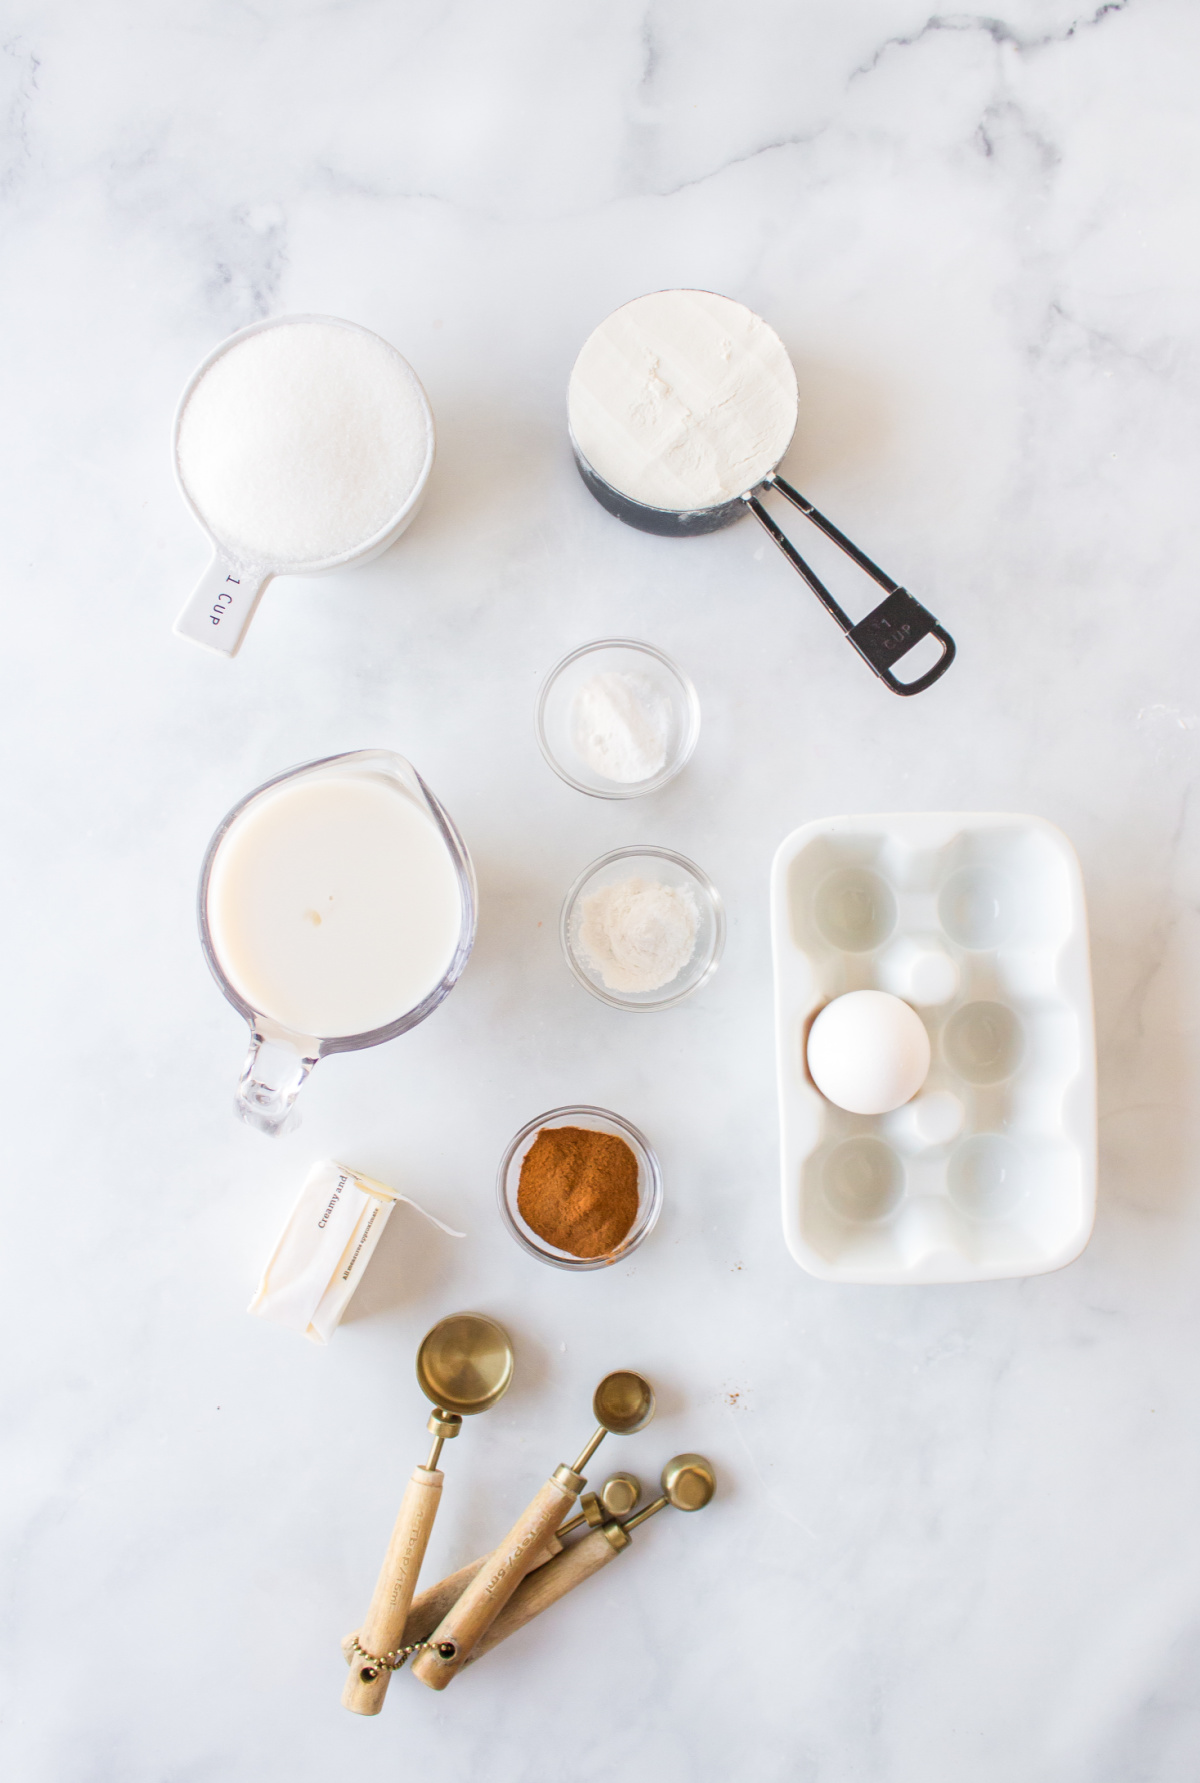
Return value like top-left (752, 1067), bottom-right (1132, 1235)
top-left (807, 989), bottom-right (931, 1115)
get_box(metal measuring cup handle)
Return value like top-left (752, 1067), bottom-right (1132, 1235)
top-left (746, 474), bottom-right (956, 696)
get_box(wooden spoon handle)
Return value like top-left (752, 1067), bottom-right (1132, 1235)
top-left (341, 1465), bottom-right (442, 1716)
top-left (467, 1523), bottom-right (626, 1664)
top-left (339, 1530), bottom-right (564, 1665)
top-left (409, 1476), bottom-right (578, 1690)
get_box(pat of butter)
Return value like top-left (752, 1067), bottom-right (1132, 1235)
top-left (249, 1158), bottom-right (463, 1344)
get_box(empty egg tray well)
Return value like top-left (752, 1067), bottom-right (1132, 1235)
top-left (770, 814), bottom-right (1096, 1284)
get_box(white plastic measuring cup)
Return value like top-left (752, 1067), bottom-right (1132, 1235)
top-left (172, 314), bottom-right (435, 658)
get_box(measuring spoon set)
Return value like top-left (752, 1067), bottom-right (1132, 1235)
top-left (341, 1314), bottom-right (715, 1714)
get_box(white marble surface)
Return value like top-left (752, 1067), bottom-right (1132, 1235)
top-left (4, 2), bottom-right (1200, 1777)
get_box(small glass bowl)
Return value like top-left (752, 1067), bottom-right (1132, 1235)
top-left (561, 846), bottom-right (725, 1012)
top-left (535, 639), bottom-right (700, 799)
top-left (497, 1105), bottom-right (663, 1270)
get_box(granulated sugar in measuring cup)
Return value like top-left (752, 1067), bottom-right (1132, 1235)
top-left (173, 314), bottom-right (435, 657)
top-left (567, 289), bottom-right (955, 696)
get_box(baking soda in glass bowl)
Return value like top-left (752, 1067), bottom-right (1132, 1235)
top-left (536, 640), bottom-right (701, 798)
top-left (172, 315), bottom-right (434, 657)
top-left (571, 671), bottom-right (671, 783)
top-left (577, 876), bottom-right (699, 993)
top-left (561, 846), bottom-right (725, 1011)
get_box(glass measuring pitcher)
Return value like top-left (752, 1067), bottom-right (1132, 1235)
top-left (198, 750), bottom-right (476, 1135)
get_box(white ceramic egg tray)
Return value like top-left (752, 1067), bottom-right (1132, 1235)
top-left (770, 814), bottom-right (1096, 1284)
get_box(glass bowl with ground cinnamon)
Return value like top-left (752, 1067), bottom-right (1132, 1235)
top-left (497, 1105), bottom-right (663, 1270)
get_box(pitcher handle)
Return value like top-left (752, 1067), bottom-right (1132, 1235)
top-left (174, 551), bottom-right (273, 659)
top-left (235, 1032), bottom-right (319, 1136)
top-left (746, 474), bottom-right (956, 696)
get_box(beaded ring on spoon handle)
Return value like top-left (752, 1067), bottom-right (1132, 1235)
top-left (340, 1468), bottom-right (642, 1668)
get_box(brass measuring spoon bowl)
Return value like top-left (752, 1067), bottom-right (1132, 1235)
top-left (568, 1370), bottom-right (656, 1475)
top-left (624, 1452), bottom-right (716, 1527)
top-left (558, 1471), bottom-right (642, 1538)
top-left (663, 1452), bottom-right (715, 1510)
top-left (600, 1471), bottom-right (641, 1518)
top-left (416, 1313), bottom-right (514, 1462)
top-left (594, 1371), bottom-right (655, 1433)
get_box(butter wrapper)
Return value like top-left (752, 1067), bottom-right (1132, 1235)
top-left (249, 1159), bottom-right (463, 1344)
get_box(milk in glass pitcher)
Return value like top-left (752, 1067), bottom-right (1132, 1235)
top-left (198, 751), bottom-right (475, 1134)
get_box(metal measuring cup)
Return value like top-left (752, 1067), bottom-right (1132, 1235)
top-left (568, 290), bottom-right (955, 696)
top-left (341, 1313), bottom-right (513, 1716)
top-left (409, 1370), bottom-right (655, 1689)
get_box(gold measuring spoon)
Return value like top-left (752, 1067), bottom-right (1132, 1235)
top-left (410, 1370), bottom-right (655, 1689)
top-left (341, 1312), bottom-right (513, 1716)
top-left (467, 1453), bottom-right (715, 1666)
top-left (557, 1469), bottom-right (642, 1535)
top-left (340, 1471), bottom-right (643, 1669)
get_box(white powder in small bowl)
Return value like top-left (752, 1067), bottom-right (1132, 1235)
top-left (576, 876), bottom-right (699, 994)
top-left (176, 319), bottom-right (432, 567)
top-left (570, 670), bottom-right (671, 784)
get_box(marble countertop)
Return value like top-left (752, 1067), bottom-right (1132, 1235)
top-left (5, 2), bottom-right (1200, 1778)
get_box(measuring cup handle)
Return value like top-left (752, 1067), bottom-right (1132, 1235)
top-left (342, 1465), bottom-right (444, 1717)
top-left (235, 1032), bottom-right (319, 1137)
top-left (849, 597), bottom-right (956, 696)
top-left (174, 551), bottom-right (272, 657)
top-left (747, 477), bottom-right (956, 695)
top-left (409, 1475), bottom-right (579, 1690)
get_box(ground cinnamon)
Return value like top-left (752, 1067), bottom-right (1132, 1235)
top-left (517, 1126), bottom-right (639, 1258)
